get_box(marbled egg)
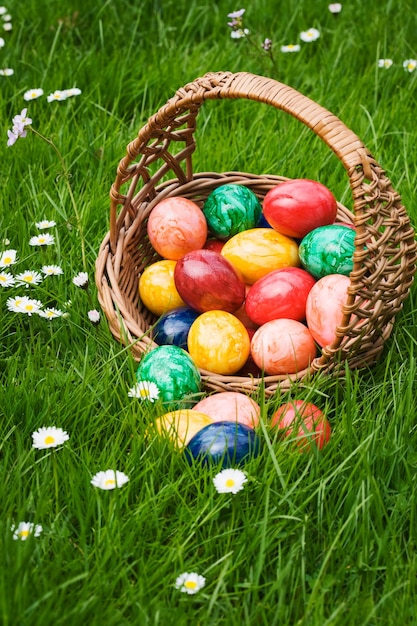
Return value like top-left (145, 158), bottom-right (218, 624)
top-left (203, 183), bottom-right (262, 240)
top-left (139, 260), bottom-right (185, 316)
top-left (299, 224), bottom-right (356, 279)
top-left (192, 392), bottom-right (261, 428)
top-left (153, 409), bottom-right (213, 448)
top-left (305, 274), bottom-right (350, 347)
top-left (152, 306), bottom-right (200, 350)
top-left (185, 421), bottom-right (261, 467)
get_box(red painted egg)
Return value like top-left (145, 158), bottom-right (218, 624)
top-left (193, 392), bottom-right (261, 428)
top-left (204, 238), bottom-right (225, 253)
top-left (147, 197), bottom-right (208, 260)
top-left (245, 267), bottom-right (316, 326)
top-left (263, 179), bottom-right (337, 238)
top-left (270, 400), bottom-right (331, 450)
top-left (305, 274), bottom-right (350, 347)
top-left (174, 249), bottom-right (245, 313)
top-left (251, 318), bottom-right (317, 375)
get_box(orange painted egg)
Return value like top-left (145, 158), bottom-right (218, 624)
top-left (153, 409), bottom-right (213, 448)
top-left (251, 318), bottom-right (317, 375)
top-left (221, 228), bottom-right (299, 285)
top-left (147, 197), bottom-right (208, 260)
top-left (188, 310), bottom-right (251, 375)
top-left (193, 392), bottom-right (261, 428)
top-left (305, 274), bottom-right (350, 347)
top-left (270, 400), bottom-right (331, 451)
top-left (139, 260), bottom-right (185, 316)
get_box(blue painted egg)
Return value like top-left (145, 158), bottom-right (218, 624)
top-left (184, 421), bottom-right (261, 467)
top-left (152, 306), bottom-right (200, 350)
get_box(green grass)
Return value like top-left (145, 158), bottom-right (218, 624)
top-left (1, 0), bottom-right (417, 624)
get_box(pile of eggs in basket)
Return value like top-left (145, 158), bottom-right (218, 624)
top-left (134, 179), bottom-right (352, 464)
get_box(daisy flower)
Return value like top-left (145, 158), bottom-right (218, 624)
top-left (128, 380), bottom-right (160, 402)
top-left (0, 67), bottom-right (14, 75)
top-left (64, 87), bottom-right (82, 97)
top-left (175, 572), bottom-right (206, 595)
top-left (36, 219), bottom-right (56, 229)
top-left (378, 59), bottom-right (393, 69)
top-left (72, 271), bottom-right (88, 288)
top-left (15, 270), bottom-right (43, 288)
top-left (328, 3), bottom-right (342, 13)
top-left (0, 271), bottom-right (15, 287)
top-left (6, 296), bottom-right (42, 315)
top-left (41, 264), bottom-right (63, 276)
top-left (299, 28), bottom-right (320, 42)
top-left (213, 468), bottom-right (248, 494)
top-left (11, 522), bottom-right (43, 541)
top-left (90, 470), bottom-right (130, 490)
top-left (47, 90), bottom-right (68, 103)
top-left (29, 233), bottom-right (55, 246)
top-left (0, 36), bottom-right (4, 47)
top-left (32, 426), bottom-right (69, 449)
top-left (281, 44), bottom-right (301, 53)
top-left (1, 13), bottom-right (11, 21)
top-left (3, 22), bottom-right (12, 31)
top-left (87, 309), bottom-right (100, 325)
top-left (403, 59), bottom-right (417, 72)
top-left (38, 308), bottom-right (64, 320)
top-left (0, 249), bottom-right (17, 267)
top-left (0, 8), bottom-right (6, 16)
top-left (23, 88), bottom-right (44, 101)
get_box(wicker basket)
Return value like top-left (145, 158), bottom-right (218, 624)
top-left (95, 71), bottom-right (417, 396)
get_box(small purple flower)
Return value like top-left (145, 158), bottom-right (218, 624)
top-left (88, 309), bottom-right (101, 325)
top-left (262, 38), bottom-right (272, 51)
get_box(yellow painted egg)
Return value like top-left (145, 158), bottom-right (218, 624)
top-left (187, 310), bottom-right (251, 375)
top-left (153, 409), bottom-right (213, 448)
top-left (221, 228), bottom-right (300, 284)
top-left (139, 260), bottom-right (185, 316)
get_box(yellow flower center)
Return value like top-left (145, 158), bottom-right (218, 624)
top-left (44, 436), bottom-right (55, 444)
top-left (184, 580), bottom-right (197, 590)
top-left (3, 256), bottom-right (12, 264)
top-left (105, 479), bottom-right (116, 487)
top-left (39, 238), bottom-right (45, 243)
top-left (19, 530), bottom-right (30, 538)
top-left (0, 276), bottom-right (5, 282)
top-left (25, 276), bottom-right (33, 282)
top-left (225, 479), bottom-right (236, 488)
top-left (140, 388), bottom-right (150, 398)
top-left (25, 304), bottom-right (34, 312)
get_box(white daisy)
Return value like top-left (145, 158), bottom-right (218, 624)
top-left (0, 67), bottom-right (13, 75)
top-left (0, 8), bottom-right (7, 16)
top-left (47, 90), bottom-right (68, 102)
top-left (328, 3), bottom-right (342, 13)
top-left (72, 271), bottom-right (88, 287)
top-left (41, 264), bottom-right (63, 276)
top-left (299, 28), bottom-right (320, 42)
top-left (36, 219), bottom-right (56, 229)
top-left (0, 271), bottom-right (15, 287)
top-left (15, 270), bottom-right (43, 288)
top-left (90, 470), bottom-right (130, 490)
top-left (11, 521), bottom-right (43, 541)
top-left (0, 249), bottom-right (17, 267)
top-left (38, 308), bottom-right (63, 320)
top-left (378, 59), bottom-right (393, 69)
top-left (23, 88), bottom-right (44, 101)
top-left (403, 59), bottom-right (417, 72)
top-left (0, 36), bottom-right (4, 47)
top-left (281, 44), bottom-right (301, 53)
top-left (128, 380), bottom-right (160, 402)
top-left (87, 309), bottom-right (100, 324)
top-left (7, 296), bottom-right (42, 315)
top-left (29, 233), bottom-right (55, 246)
top-left (175, 572), bottom-right (206, 595)
top-left (32, 426), bottom-right (69, 449)
top-left (64, 87), bottom-right (82, 97)
top-left (2, 22), bottom-right (11, 31)
top-left (213, 468), bottom-right (247, 494)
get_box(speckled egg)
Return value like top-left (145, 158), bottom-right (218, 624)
top-left (203, 183), bottom-right (262, 240)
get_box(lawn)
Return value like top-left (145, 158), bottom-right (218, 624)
top-left (1, 1), bottom-right (417, 624)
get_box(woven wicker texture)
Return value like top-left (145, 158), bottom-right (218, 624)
top-left (95, 71), bottom-right (417, 395)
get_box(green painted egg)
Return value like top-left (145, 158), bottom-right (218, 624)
top-left (299, 224), bottom-right (356, 279)
top-left (203, 183), bottom-right (262, 240)
top-left (136, 345), bottom-right (201, 407)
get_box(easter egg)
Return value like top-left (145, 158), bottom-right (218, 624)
top-left (174, 249), bottom-right (245, 313)
top-left (251, 319), bottom-right (317, 375)
top-left (193, 392), bottom-right (261, 428)
top-left (139, 260), bottom-right (185, 316)
top-left (221, 228), bottom-right (300, 285)
top-left (263, 179), bottom-right (337, 238)
top-left (203, 183), bottom-right (262, 240)
top-left (185, 421), bottom-right (261, 467)
top-left (153, 409), bottom-right (213, 448)
top-left (270, 400), bottom-right (331, 450)
top-left (136, 345), bottom-right (201, 407)
top-left (204, 238), bottom-right (225, 253)
top-left (305, 274), bottom-right (350, 347)
top-left (245, 267), bottom-right (316, 326)
top-left (146, 197), bottom-right (208, 260)
top-left (152, 306), bottom-right (200, 350)
top-left (188, 311), bottom-right (251, 375)
top-left (299, 224), bottom-right (356, 279)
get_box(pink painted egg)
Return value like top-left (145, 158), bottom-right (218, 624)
top-left (147, 197), bottom-right (208, 260)
top-left (193, 392), bottom-right (261, 428)
top-left (251, 318), bottom-right (317, 375)
top-left (245, 267), bottom-right (316, 326)
top-left (305, 274), bottom-right (350, 347)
